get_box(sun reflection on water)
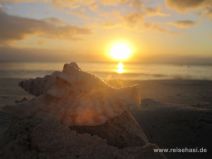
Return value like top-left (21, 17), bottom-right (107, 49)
top-left (117, 62), bottom-right (124, 74)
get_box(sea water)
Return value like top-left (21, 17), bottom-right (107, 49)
top-left (0, 62), bottom-right (212, 80)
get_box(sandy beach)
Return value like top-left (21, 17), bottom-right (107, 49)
top-left (1, 0), bottom-right (212, 158)
top-left (0, 78), bottom-right (212, 158)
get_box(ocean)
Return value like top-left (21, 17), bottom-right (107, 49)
top-left (0, 62), bottom-right (212, 80)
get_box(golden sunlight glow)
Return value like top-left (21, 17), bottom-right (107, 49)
top-left (117, 62), bottom-right (124, 74)
top-left (109, 42), bottom-right (132, 61)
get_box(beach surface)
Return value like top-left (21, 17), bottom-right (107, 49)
top-left (0, 78), bottom-right (212, 158)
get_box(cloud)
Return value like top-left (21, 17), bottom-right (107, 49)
top-left (0, 46), bottom-right (62, 62)
top-left (124, 12), bottom-right (144, 24)
top-left (144, 7), bottom-right (168, 16)
top-left (0, 9), bottom-right (90, 44)
top-left (51, 0), bottom-right (169, 32)
top-left (166, 0), bottom-right (205, 11)
top-left (0, 0), bottom-right (39, 4)
top-left (123, 5), bottom-right (170, 32)
top-left (123, 14), bottom-right (170, 32)
top-left (0, 46), bottom-right (108, 62)
top-left (101, 0), bottom-right (143, 8)
top-left (124, 5), bottom-right (168, 24)
top-left (51, 0), bottom-right (144, 12)
top-left (205, 7), bottom-right (212, 17)
top-left (52, 0), bottom-right (96, 9)
top-left (166, 0), bottom-right (212, 18)
top-left (143, 22), bottom-right (170, 32)
top-left (170, 20), bottom-right (196, 29)
top-left (0, 0), bottom-right (201, 34)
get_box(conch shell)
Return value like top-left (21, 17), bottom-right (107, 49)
top-left (0, 62), bottom-right (167, 158)
top-left (17, 62), bottom-right (140, 126)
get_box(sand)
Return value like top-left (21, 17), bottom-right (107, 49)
top-left (0, 78), bottom-right (212, 159)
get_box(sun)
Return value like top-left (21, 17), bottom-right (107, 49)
top-left (109, 42), bottom-right (132, 61)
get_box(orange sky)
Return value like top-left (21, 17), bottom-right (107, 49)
top-left (0, 0), bottom-right (212, 64)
